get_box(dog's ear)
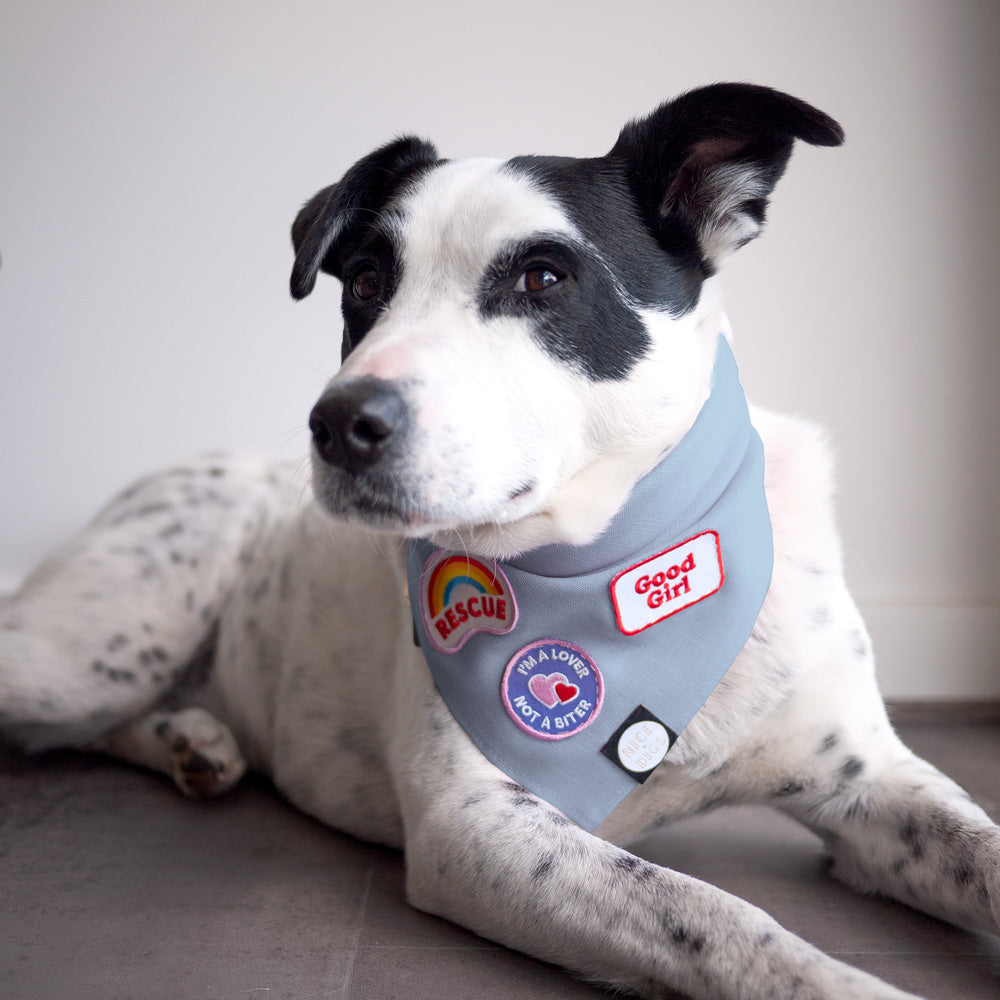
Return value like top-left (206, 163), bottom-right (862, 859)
top-left (290, 136), bottom-right (439, 300)
top-left (609, 83), bottom-right (843, 274)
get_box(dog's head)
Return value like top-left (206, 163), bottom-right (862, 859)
top-left (290, 83), bottom-right (842, 558)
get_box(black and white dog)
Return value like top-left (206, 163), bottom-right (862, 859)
top-left (2, 84), bottom-right (997, 999)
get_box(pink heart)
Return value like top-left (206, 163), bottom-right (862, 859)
top-left (528, 672), bottom-right (578, 708)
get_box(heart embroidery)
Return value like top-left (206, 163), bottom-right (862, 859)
top-left (528, 672), bottom-right (579, 708)
top-left (554, 681), bottom-right (579, 704)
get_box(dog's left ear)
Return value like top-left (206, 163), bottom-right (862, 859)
top-left (609, 83), bottom-right (844, 274)
top-left (290, 135), bottom-right (439, 300)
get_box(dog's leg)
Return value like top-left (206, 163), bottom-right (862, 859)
top-left (89, 707), bottom-right (246, 797)
top-left (774, 701), bottom-right (1000, 937)
top-left (0, 455), bottom-right (295, 754)
top-left (391, 670), bottom-right (921, 1000)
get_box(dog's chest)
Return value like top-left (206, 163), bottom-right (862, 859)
top-left (211, 510), bottom-right (410, 797)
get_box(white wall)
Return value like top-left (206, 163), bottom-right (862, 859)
top-left (1, 0), bottom-right (997, 699)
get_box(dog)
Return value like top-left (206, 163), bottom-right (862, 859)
top-left (1, 83), bottom-right (997, 1000)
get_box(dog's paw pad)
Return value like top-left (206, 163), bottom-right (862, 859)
top-left (157, 709), bottom-right (247, 798)
top-left (175, 747), bottom-right (233, 797)
top-left (170, 732), bottom-right (246, 799)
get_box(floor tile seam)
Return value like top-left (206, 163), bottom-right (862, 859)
top-left (337, 858), bottom-right (377, 998)
top-left (827, 947), bottom-right (992, 958)
top-left (350, 943), bottom-right (506, 953)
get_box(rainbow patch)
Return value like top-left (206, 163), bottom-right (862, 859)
top-left (419, 550), bottom-right (518, 654)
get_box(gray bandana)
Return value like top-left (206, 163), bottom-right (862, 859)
top-left (407, 336), bottom-right (773, 830)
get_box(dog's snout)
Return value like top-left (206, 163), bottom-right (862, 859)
top-left (309, 378), bottom-right (408, 471)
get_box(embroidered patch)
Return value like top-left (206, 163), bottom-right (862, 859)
top-left (610, 530), bottom-right (724, 636)
top-left (419, 550), bottom-right (518, 654)
top-left (502, 639), bottom-right (603, 741)
top-left (600, 706), bottom-right (676, 781)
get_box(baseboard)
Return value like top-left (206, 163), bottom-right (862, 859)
top-left (886, 700), bottom-right (1000, 725)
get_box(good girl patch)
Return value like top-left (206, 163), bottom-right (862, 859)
top-left (501, 639), bottom-right (603, 741)
top-left (610, 531), bottom-right (724, 635)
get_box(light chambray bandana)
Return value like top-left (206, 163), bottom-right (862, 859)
top-left (408, 336), bottom-right (773, 830)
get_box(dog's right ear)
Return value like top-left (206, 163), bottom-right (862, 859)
top-left (609, 83), bottom-right (844, 275)
top-left (290, 136), bottom-right (439, 300)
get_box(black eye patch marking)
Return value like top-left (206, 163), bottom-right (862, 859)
top-left (504, 156), bottom-right (704, 319)
top-left (338, 228), bottom-right (403, 355)
top-left (480, 237), bottom-right (580, 302)
top-left (478, 234), bottom-right (651, 382)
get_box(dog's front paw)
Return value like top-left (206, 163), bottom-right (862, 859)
top-left (156, 708), bottom-right (247, 798)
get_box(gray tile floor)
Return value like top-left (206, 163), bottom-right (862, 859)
top-left (1, 712), bottom-right (998, 999)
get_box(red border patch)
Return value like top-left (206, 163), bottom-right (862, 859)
top-left (609, 531), bottom-right (724, 636)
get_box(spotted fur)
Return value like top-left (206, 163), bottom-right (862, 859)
top-left (1, 84), bottom-right (997, 1000)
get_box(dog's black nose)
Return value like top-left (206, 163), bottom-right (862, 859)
top-left (309, 377), bottom-right (408, 471)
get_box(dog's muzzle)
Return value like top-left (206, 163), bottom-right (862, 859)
top-left (309, 376), bottom-right (409, 473)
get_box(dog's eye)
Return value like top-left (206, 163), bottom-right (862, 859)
top-left (351, 268), bottom-right (381, 302)
top-left (514, 266), bottom-right (563, 294)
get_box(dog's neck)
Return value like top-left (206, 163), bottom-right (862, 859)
top-left (408, 330), bottom-right (772, 828)
top-left (430, 304), bottom-right (731, 561)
